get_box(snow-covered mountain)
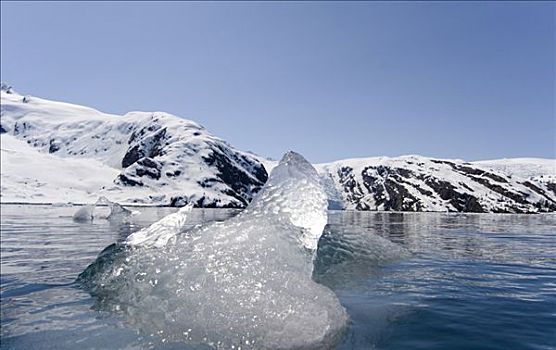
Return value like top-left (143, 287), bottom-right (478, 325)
top-left (1, 83), bottom-right (554, 213)
top-left (0, 84), bottom-right (268, 207)
top-left (317, 156), bottom-right (556, 213)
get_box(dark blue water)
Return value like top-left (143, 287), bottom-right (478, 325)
top-left (1, 206), bottom-right (555, 349)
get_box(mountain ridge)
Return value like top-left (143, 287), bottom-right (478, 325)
top-left (1, 84), bottom-right (554, 213)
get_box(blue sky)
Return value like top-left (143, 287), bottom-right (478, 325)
top-left (1, 1), bottom-right (554, 163)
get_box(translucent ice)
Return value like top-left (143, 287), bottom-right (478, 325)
top-left (78, 152), bottom-right (347, 349)
top-left (72, 197), bottom-right (131, 222)
top-left (246, 151), bottom-right (329, 251)
top-left (97, 196), bottom-right (133, 221)
top-left (125, 203), bottom-right (194, 248)
top-left (314, 225), bottom-right (411, 288)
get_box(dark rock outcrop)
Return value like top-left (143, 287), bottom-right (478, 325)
top-left (122, 127), bottom-right (167, 168)
top-left (201, 144), bottom-right (268, 206)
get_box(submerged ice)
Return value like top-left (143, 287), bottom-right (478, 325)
top-left (78, 152), bottom-right (347, 349)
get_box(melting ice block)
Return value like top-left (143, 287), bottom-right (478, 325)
top-left (78, 151), bottom-right (347, 349)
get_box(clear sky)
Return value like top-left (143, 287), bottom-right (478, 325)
top-left (1, 1), bottom-right (554, 163)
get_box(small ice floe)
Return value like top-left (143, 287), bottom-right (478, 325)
top-left (72, 197), bottom-right (132, 222)
top-left (96, 196), bottom-right (133, 221)
top-left (72, 205), bottom-right (95, 222)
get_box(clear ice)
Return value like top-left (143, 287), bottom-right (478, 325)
top-left (72, 197), bottom-right (132, 222)
top-left (98, 196), bottom-right (133, 221)
top-left (125, 203), bottom-right (194, 248)
top-left (78, 151), bottom-right (348, 349)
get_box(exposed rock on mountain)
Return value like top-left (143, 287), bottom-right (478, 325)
top-left (317, 156), bottom-right (556, 213)
top-left (1, 85), bottom-right (267, 207)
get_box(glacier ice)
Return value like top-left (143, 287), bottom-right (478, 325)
top-left (97, 196), bottom-right (133, 221)
top-left (125, 203), bottom-right (194, 248)
top-left (78, 151), bottom-right (347, 349)
top-left (246, 151), bottom-right (329, 251)
top-left (72, 197), bottom-right (132, 222)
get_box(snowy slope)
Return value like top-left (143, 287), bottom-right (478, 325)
top-left (473, 158), bottom-right (556, 187)
top-left (1, 134), bottom-right (120, 204)
top-left (1, 84), bottom-right (267, 207)
top-left (317, 156), bottom-right (556, 213)
top-left (473, 158), bottom-right (555, 178)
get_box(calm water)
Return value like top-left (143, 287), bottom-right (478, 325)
top-left (1, 205), bottom-right (555, 349)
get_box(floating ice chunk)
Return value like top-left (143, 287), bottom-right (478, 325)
top-left (97, 196), bottom-right (132, 221)
top-left (125, 203), bottom-right (194, 248)
top-left (72, 205), bottom-right (95, 222)
top-left (72, 197), bottom-right (132, 222)
top-left (107, 202), bottom-right (132, 220)
top-left (79, 152), bottom-right (347, 349)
